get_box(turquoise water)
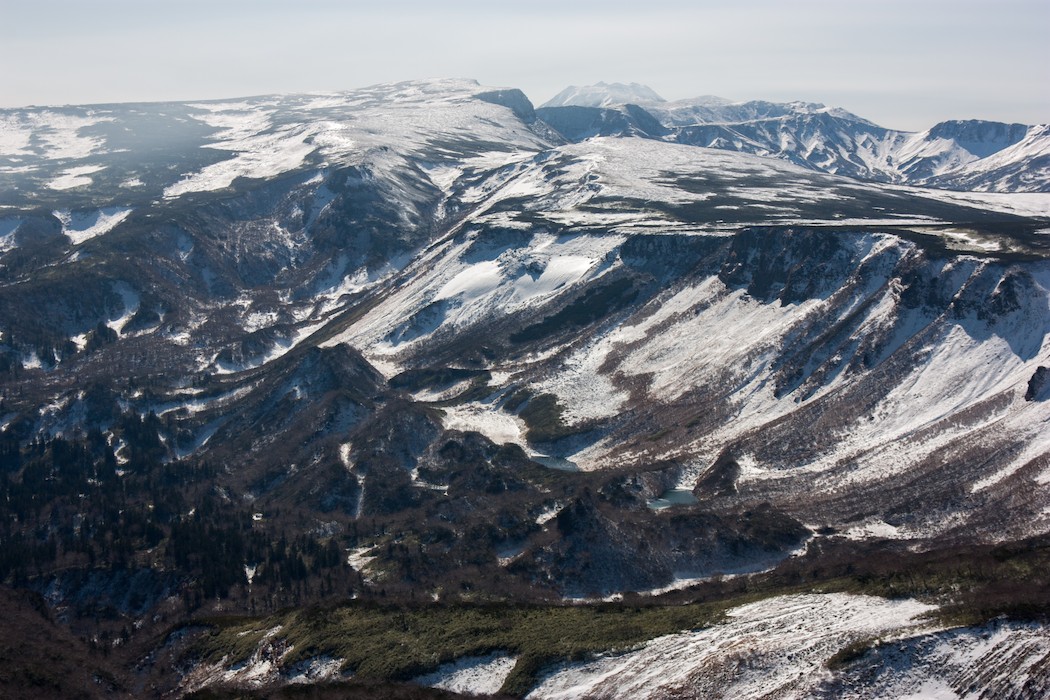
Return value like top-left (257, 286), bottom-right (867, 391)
top-left (531, 455), bottom-right (580, 472)
top-left (648, 488), bottom-right (698, 510)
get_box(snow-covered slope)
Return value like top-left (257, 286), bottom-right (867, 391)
top-left (0, 79), bottom-right (550, 209)
top-left (528, 592), bottom-right (1050, 699)
top-left (928, 123), bottom-right (1050, 192)
top-left (529, 593), bottom-right (936, 699)
top-left (652, 98), bottom-right (873, 128)
top-left (824, 618), bottom-right (1050, 699)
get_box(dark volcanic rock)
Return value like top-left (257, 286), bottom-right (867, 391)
top-left (1026, 366), bottom-right (1050, 401)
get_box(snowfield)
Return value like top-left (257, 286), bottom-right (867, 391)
top-left (163, 80), bottom-right (551, 198)
top-left (440, 402), bottom-right (527, 446)
top-left (47, 164), bottom-right (106, 190)
top-left (163, 120), bottom-right (320, 199)
top-left (0, 110), bottom-right (111, 161)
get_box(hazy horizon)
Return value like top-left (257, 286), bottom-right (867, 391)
top-left (3, 0), bottom-right (1047, 132)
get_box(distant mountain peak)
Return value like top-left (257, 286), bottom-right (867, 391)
top-left (925, 118), bottom-right (1029, 144)
top-left (668, 94), bottom-right (734, 107)
top-left (541, 82), bottom-right (666, 108)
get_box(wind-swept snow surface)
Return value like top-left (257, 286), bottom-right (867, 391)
top-left (528, 593), bottom-right (936, 699)
top-left (823, 619), bottom-right (1050, 699)
top-left (163, 80), bottom-right (551, 198)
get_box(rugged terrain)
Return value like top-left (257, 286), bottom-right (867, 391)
top-left (1, 78), bottom-right (1049, 697)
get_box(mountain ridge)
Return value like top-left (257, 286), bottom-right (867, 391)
top-left (537, 81), bottom-right (1050, 192)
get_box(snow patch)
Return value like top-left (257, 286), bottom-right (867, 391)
top-left (422, 163), bottom-right (463, 194)
top-left (441, 403), bottom-right (526, 446)
top-left (513, 255), bottom-right (595, 304)
top-left (151, 384), bottom-right (255, 418)
top-left (0, 217), bottom-right (20, 254)
top-left (535, 332), bottom-right (629, 423)
top-left (242, 310), bottom-right (280, 333)
top-left (346, 546), bottom-right (377, 578)
top-left (22, 351), bottom-right (44, 370)
top-left (54, 208), bottom-right (132, 245)
top-left (414, 653), bottom-right (517, 696)
top-left (48, 165), bottom-right (105, 190)
top-left (213, 320), bottom-right (327, 374)
top-left (285, 656), bottom-right (345, 685)
top-left (434, 259), bottom-right (504, 301)
top-left (2, 111), bottom-right (110, 160)
top-left (105, 282), bottom-right (140, 336)
top-left (0, 115), bottom-right (33, 156)
top-left (842, 518), bottom-right (907, 540)
top-left (535, 503), bottom-right (563, 526)
top-left (222, 626), bottom-right (287, 688)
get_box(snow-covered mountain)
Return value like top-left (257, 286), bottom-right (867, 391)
top-left (1, 79), bottom-right (1049, 698)
top-left (541, 81), bottom-right (666, 108)
top-left (652, 97), bottom-right (874, 128)
top-left (926, 122), bottom-right (1050, 192)
top-left (541, 82), bottom-right (1050, 192)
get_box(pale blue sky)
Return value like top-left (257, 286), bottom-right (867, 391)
top-left (2, 0), bottom-right (1047, 131)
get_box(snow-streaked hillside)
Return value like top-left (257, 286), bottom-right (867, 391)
top-left (307, 134), bottom-right (1050, 543)
top-left (932, 123), bottom-right (1050, 192)
top-left (3, 79), bottom-right (1047, 547)
top-left (824, 618), bottom-right (1050, 699)
top-left (527, 592), bottom-right (1050, 700)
